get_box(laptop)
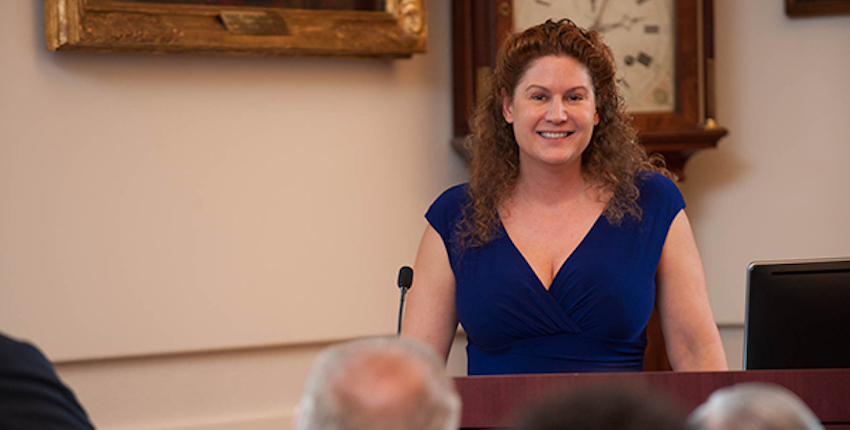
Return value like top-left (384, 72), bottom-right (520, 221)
top-left (744, 258), bottom-right (850, 370)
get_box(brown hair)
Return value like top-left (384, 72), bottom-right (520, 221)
top-left (459, 19), bottom-right (669, 249)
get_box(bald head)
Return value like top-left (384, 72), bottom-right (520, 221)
top-left (297, 337), bottom-right (460, 430)
top-left (688, 383), bottom-right (824, 430)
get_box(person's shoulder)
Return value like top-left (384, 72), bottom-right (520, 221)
top-left (635, 171), bottom-right (685, 211)
top-left (0, 332), bottom-right (51, 369)
top-left (637, 171), bottom-right (676, 188)
top-left (0, 333), bottom-right (97, 430)
top-left (636, 171), bottom-right (680, 196)
top-left (429, 183), bottom-right (469, 211)
top-left (435, 183), bottom-right (469, 202)
top-left (426, 183), bottom-right (469, 239)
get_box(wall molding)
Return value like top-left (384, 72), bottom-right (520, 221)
top-left (52, 334), bottom-right (384, 366)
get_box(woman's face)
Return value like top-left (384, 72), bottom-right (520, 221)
top-left (502, 55), bottom-right (599, 171)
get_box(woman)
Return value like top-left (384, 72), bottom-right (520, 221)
top-left (402, 20), bottom-right (727, 375)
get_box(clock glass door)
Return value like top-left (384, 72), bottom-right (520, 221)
top-left (513, 0), bottom-right (676, 113)
top-left (452, 0), bottom-right (727, 175)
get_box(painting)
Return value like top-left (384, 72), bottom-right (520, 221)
top-left (45, 0), bottom-right (426, 57)
top-left (117, 0), bottom-right (382, 11)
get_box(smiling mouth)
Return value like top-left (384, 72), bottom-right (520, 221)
top-left (538, 131), bottom-right (573, 139)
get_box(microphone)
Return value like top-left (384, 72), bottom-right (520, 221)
top-left (396, 266), bottom-right (413, 336)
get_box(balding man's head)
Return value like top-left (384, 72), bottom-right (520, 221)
top-left (688, 383), bottom-right (824, 430)
top-left (296, 337), bottom-right (460, 430)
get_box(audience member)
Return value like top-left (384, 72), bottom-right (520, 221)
top-left (295, 337), bottom-right (460, 430)
top-left (515, 384), bottom-right (687, 430)
top-left (0, 332), bottom-right (96, 430)
top-left (688, 383), bottom-right (824, 430)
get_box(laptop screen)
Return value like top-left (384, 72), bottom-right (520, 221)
top-left (744, 258), bottom-right (850, 370)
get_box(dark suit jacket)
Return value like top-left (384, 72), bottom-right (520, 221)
top-left (0, 333), bottom-right (95, 430)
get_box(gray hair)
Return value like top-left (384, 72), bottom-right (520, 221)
top-left (296, 337), bottom-right (461, 430)
top-left (688, 383), bottom-right (824, 430)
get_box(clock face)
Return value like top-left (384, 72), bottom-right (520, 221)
top-left (514, 0), bottom-right (676, 113)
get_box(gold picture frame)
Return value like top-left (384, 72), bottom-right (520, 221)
top-left (45, 0), bottom-right (427, 58)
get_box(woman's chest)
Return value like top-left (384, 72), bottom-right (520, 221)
top-left (499, 199), bottom-right (606, 290)
top-left (453, 223), bottom-right (659, 347)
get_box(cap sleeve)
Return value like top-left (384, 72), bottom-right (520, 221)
top-left (424, 184), bottom-right (468, 244)
top-left (637, 171), bottom-right (685, 230)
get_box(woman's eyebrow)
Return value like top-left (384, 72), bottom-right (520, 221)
top-left (523, 84), bottom-right (590, 93)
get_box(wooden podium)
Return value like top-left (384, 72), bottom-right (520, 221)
top-left (454, 369), bottom-right (850, 429)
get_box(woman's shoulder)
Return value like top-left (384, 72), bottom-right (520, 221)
top-left (635, 171), bottom-right (685, 210)
top-left (636, 171), bottom-right (679, 194)
top-left (431, 183), bottom-right (469, 208)
top-left (636, 170), bottom-right (675, 186)
top-left (426, 183), bottom-right (469, 239)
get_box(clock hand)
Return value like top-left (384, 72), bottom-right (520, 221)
top-left (589, 0), bottom-right (611, 32)
top-left (595, 15), bottom-right (646, 33)
top-left (535, 0), bottom-right (551, 5)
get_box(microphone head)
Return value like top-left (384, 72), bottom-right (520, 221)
top-left (397, 266), bottom-right (413, 290)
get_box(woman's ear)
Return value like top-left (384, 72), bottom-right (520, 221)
top-left (501, 89), bottom-right (514, 124)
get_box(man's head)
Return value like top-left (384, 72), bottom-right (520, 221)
top-left (296, 337), bottom-right (460, 430)
top-left (515, 384), bottom-right (687, 430)
top-left (688, 383), bottom-right (824, 430)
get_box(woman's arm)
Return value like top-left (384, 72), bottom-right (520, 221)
top-left (656, 210), bottom-right (729, 371)
top-left (400, 225), bottom-right (459, 361)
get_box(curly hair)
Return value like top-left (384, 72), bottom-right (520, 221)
top-left (459, 19), bottom-right (670, 249)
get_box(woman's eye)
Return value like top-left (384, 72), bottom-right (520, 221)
top-left (531, 94), bottom-right (546, 101)
top-left (567, 94), bottom-right (585, 101)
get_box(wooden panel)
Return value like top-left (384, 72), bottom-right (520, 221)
top-left (455, 369), bottom-right (850, 428)
top-left (643, 308), bottom-right (672, 371)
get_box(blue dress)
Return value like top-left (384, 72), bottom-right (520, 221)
top-left (425, 172), bottom-right (684, 375)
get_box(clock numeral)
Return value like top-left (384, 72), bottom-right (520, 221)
top-left (636, 0), bottom-right (649, 4)
top-left (623, 53), bottom-right (654, 67)
top-left (644, 25), bottom-right (659, 34)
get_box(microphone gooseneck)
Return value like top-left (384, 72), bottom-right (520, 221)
top-left (397, 266), bottom-right (414, 336)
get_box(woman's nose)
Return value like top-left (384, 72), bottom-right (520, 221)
top-left (545, 99), bottom-right (568, 122)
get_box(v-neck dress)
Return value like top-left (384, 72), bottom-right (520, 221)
top-left (425, 172), bottom-right (685, 375)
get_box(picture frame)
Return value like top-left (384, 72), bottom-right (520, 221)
top-left (786, 0), bottom-right (850, 17)
top-left (45, 0), bottom-right (427, 58)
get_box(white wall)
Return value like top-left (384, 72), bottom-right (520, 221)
top-left (1, 2), bottom-right (466, 360)
top-left (2, 0), bottom-right (849, 428)
top-left (681, 0), bottom-right (850, 368)
top-left (1, 1), bottom-right (467, 429)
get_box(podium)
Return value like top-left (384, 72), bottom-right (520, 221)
top-left (454, 369), bottom-right (850, 429)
